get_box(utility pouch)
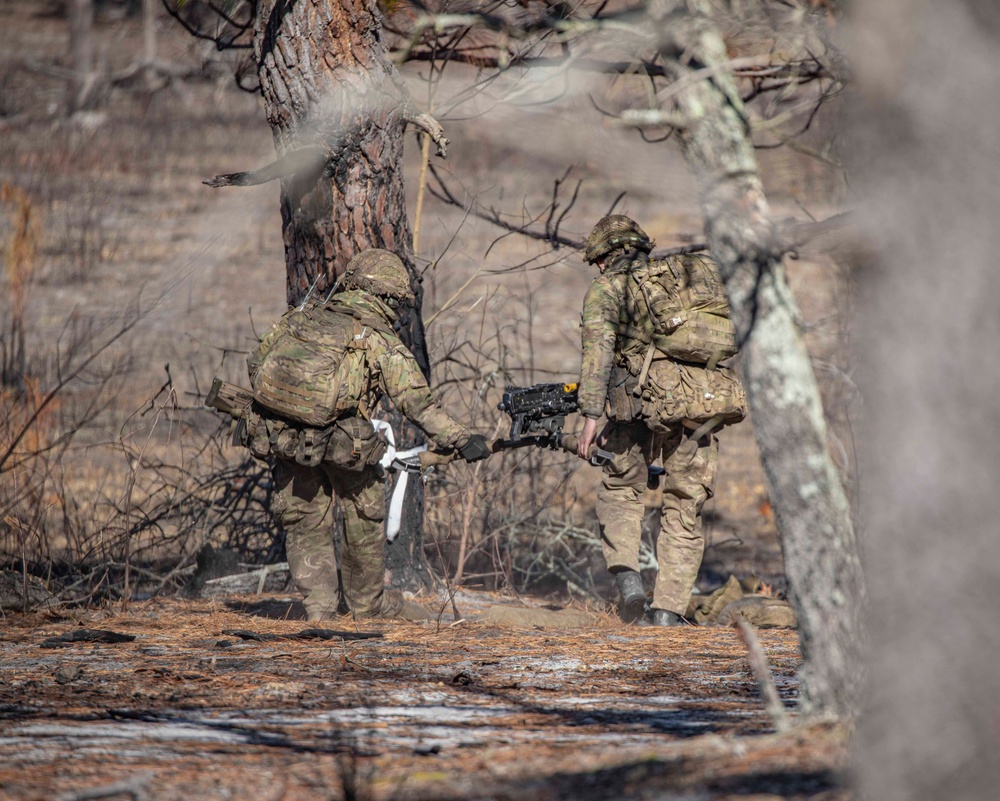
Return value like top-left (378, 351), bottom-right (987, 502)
top-left (248, 416), bottom-right (335, 468)
top-left (605, 365), bottom-right (642, 422)
top-left (639, 361), bottom-right (747, 432)
top-left (324, 416), bottom-right (388, 471)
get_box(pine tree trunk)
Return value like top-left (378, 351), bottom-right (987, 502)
top-left (253, 0), bottom-right (431, 586)
top-left (651, 4), bottom-right (866, 719)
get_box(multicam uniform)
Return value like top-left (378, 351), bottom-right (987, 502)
top-left (253, 251), bottom-right (483, 621)
top-left (580, 237), bottom-right (723, 621)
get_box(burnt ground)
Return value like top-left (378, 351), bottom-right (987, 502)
top-left (0, 590), bottom-right (850, 801)
top-left (1, 5), bottom-right (855, 799)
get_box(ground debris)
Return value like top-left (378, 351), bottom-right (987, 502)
top-left (0, 570), bottom-right (56, 612)
top-left (221, 628), bottom-right (384, 642)
top-left (0, 591), bottom-right (848, 800)
top-left (38, 629), bottom-right (137, 648)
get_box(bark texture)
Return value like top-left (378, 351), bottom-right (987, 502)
top-left (253, 0), bottom-right (430, 584)
top-left (649, 2), bottom-right (865, 718)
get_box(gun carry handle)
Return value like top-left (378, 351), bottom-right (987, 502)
top-left (557, 433), bottom-right (613, 466)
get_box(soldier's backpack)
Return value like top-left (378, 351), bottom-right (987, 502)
top-left (629, 253), bottom-right (738, 367)
top-left (247, 301), bottom-right (387, 428)
top-left (637, 360), bottom-right (747, 432)
top-left (626, 254), bottom-right (747, 429)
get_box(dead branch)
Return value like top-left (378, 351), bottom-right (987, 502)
top-left (201, 563), bottom-right (291, 597)
top-left (56, 770), bottom-right (153, 801)
top-left (735, 619), bottom-right (793, 733)
top-left (203, 145), bottom-right (327, 188)
top-left (402, 105), bottom-right (450, 158)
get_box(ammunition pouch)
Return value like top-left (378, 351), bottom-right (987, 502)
top-left (247, 411), bottom-right (386, 471)
top-left (637, 361), bottom-right (747, 432)
top-left (247, 415), bottom-right (332, 467)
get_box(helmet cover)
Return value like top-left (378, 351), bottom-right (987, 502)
top-left (583, 215), bottom-right (653, 264)
top-left (341, 249), bottom-right (415, 303)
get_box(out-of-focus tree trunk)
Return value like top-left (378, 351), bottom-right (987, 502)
top-left (68, 0), bottom-right (96, 112)
top-left (850, 1), bottom-right (1000, 797)
top-left (142, 0), bottom-right (156, 67)
top-left (650, 1), bottom-right (865, 719)
top-left (252, 0), bottom-right (432, 587)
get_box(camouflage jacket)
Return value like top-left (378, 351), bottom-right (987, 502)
top-left (578, 252), bottom-right (658, 419)
top-left (333, 291), bottom-right (470, 449)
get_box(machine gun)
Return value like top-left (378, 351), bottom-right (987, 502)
top-left (495, 382), bottom-right (613, 466)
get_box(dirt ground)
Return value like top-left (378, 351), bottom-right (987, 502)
top-left (0, 589), bottom-right (851, 801)
top-left (1, 5), bottom-right (856, 799)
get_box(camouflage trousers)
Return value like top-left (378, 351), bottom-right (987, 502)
top-left (596, 420), bottom-right (718, 616)
top-left (271, 458), bottom-right (402, 621)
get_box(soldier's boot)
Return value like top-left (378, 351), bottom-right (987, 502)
top-left (651, 609), bottom-right (685, 627)
top-left (614, 569), bottom-right (647, 624)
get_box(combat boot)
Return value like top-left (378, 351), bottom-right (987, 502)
top-left (651, 609), bottom-right (684, 627)
top-left (614, 569), bottom-right (646, 624)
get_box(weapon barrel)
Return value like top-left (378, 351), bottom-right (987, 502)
top-left (558, 433), bottom-right (611, 463)
top-left (558, 432), bottom-right (578, 455)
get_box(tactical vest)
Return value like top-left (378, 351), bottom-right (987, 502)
top-left (247, 301), bottom-right (390, 428)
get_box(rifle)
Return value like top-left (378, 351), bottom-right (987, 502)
top-left (205, 377), bottom-right (255, 445)
top-left (206, 377), bottom-right (254, 418)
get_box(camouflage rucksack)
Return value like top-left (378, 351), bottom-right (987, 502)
top-left (637, 360), bottom-right (747, 431)
top-left (625, 253), bottom-right (747, 428)
top-left (247, 301), bottom-right (385, 428)
top-left (627, 253), bottom-right (738, 366)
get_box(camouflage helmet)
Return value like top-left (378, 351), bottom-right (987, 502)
top-left (583, 215), bottom-right (653, 264)
top-left (341, 249), bottom-right (415, 304)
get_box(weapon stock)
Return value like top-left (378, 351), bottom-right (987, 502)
top-left (205, 377), bottom-right (254, 418)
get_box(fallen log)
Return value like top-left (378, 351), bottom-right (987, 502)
top-left (201, 562), bottom-right (292, 597)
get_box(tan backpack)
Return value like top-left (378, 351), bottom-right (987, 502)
top-left (626, 254), bottom-right (747, 429)
top-left (629, 253), bottom-right (738, 366)
top-left (247, 302), bottom-right (381, 428)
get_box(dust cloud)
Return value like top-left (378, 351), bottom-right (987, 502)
top-left (847, 1), bottom-right (1000, 798)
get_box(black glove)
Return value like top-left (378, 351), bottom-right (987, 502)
top-left (458, 434), bottom-right (491, 463)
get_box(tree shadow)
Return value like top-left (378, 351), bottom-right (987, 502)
top-left (494, 757), bottom-right (843, 800)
